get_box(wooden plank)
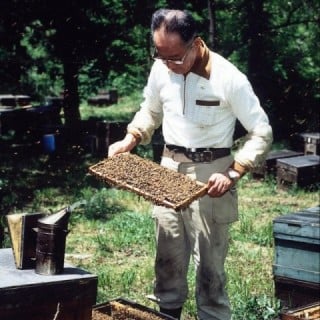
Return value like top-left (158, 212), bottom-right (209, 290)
top-left (281, 301), bottom-right (320, 320)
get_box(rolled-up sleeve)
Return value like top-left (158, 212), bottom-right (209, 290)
top-left (230, 80), bottom-right (273, 169)
top-left (127, 65), bottom-right (163, 145)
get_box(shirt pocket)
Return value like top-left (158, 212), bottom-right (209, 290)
top-left (195, 99), bottom-right (220, 107)
top-left (185, 99), bottom-right (228, 126)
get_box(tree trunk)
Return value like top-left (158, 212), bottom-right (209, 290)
top-left (244, 0), bottom-right (270, 100)
top-left (207, 0), bottom-right (217, 50)
top-left (244, 0), bottom-right (281, 137)
top-left (62, 59), bottom-right (81, 127)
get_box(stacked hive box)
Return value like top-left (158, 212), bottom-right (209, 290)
top-left (276, 154), bottom-right (319, 189)
top-left (251, 149), bottom-right (303, 178)
top-left (299, 132), bottom-right (320, 155)
top-left (273, 206), bottom-right (320, 308)
top-left (252, 132), bottom-right (320, 189)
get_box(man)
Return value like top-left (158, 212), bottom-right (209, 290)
top-left (108, 9), bottom-right (272, 320)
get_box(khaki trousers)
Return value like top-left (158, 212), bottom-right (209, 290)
top-left (152, 155), bottom-right (238, 320)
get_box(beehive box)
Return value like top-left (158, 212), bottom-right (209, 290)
top-left (273, 206), bottom-right (320, 284)
top-left (280, 301), bottom-right (320, 320)
top-left (0, 248), bottom-right (97, 320)
top-left (276, 155), bottom-right (320, 188)
top-left (92, 298), bottom-right (177, 320)
top-left (251, 149), bottom-right (303, 177)
top-left (274, 276), bottom-right (320, 309)
top-left (300, 132), bottom-right (320, 155)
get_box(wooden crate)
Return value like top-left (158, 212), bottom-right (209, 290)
top-left (280, 301), bottom-right (320, 320)
top-left (0, 248), bottom-right (97, 320)
top-left (273, 206), bottom-right (320, 284)
top-left (276, 155), bottom-right (320, 188)
top-left (300, 132), bottom-right (320, 155)
top-left (93, 298), bottom-right (177, 320)
top-left (274, 276), bottom-right (320, 309)
top-left (251, 149), bottom-right (303, 177)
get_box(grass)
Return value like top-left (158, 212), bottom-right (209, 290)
top-left (79, 91), bottom-right (142, 122)
top-left (1, 93), bottom-right (319, 319)
top-left (62, 175), bottom-right (318, 320)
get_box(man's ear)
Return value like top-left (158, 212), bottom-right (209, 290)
top-left (194, 36), bottom-right (203, 47)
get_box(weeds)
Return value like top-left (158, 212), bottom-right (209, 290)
top-left (96, 210), bottom-right (155, 255)
top-left (80, 187), bottom-right (125, 220)
top-left (232, 295), bottom-right (281, 320)
top-left (2, 150), bottom-right (318, 319)
top-left (1, 96), bottom-right (319, 319)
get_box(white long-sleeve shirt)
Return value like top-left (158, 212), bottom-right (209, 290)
top-left (128, 47), bottom-right (272, 170)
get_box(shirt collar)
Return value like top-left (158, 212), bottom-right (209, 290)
top-left (189, 40), bottom-right (211, 80)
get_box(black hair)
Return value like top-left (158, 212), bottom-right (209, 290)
top-left (151, 9), bottom-right (197, 44)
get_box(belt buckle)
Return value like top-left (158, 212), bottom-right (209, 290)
top-left (185, 150), bottom-right (198, 162)
top-left (185, 149), bottom-right (213, 162)
top-left (202, 150), bottom-right (213, 162)
top-left (192, 152), bottom-right (202, 162)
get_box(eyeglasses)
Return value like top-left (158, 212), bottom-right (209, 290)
top-left (152, 41), bottom-right (194, 65)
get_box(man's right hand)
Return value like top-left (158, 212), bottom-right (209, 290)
top-left (108, 133), bottom-right (138, 157)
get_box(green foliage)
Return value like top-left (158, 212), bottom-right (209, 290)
top-left (1, 136), bottom-right (319, 318)
top-left (96, 210), bottom-right (155, 254)
top-left (232, 295), bottom-right (281, 320)
top-left (79, 187), bottom-right (125, 220)
top-left (78, 60), bottom-right (108, 101)
top-left (80, 90), bottom-right (142, 121)
top-left (1, 0), bottom-right (318, 134)
top-left (267, 1), bottom-right (320, 135)
top-left (1, 2), bottom-right (320, 315)
top-left (107, 70), bottom-right (145, 96)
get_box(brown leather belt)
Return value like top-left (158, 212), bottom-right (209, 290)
top-left (163, 145), bottom-right (231, 163)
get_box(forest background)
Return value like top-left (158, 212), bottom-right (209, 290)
top-left (0, 0), bottom-right (319, 139)
top-left (1, 1), bottom-right (319, 318)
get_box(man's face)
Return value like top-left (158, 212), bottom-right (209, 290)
top-left (152, 27), bottom-right (196, 74)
